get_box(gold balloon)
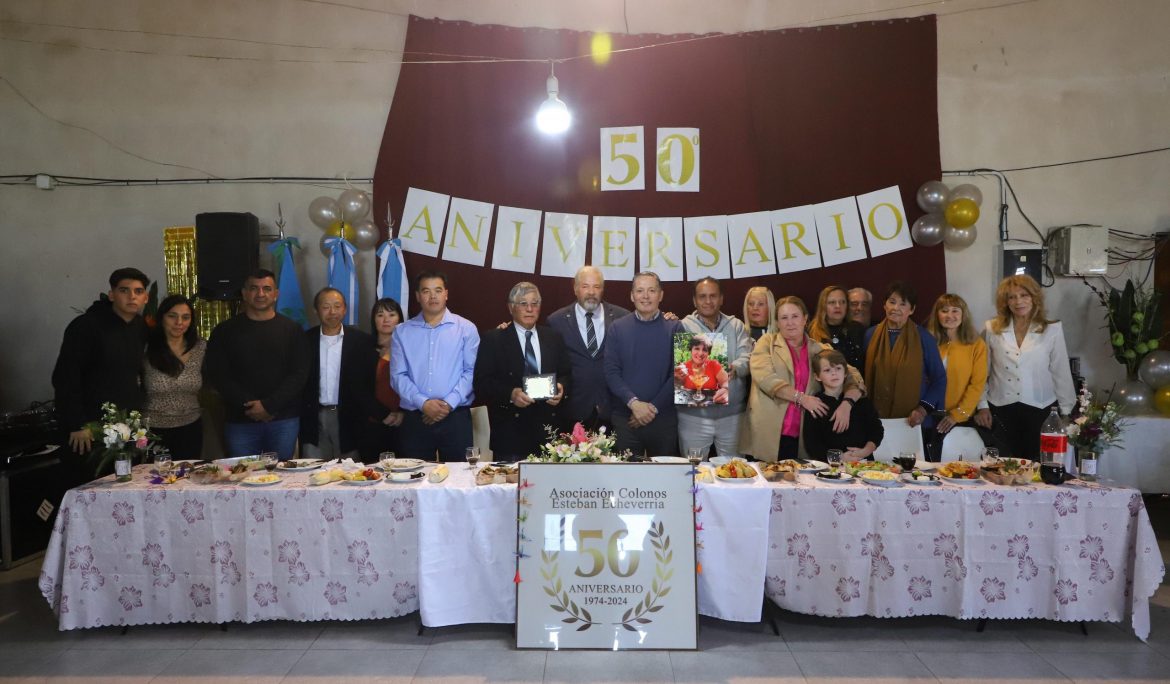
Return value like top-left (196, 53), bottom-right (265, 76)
top-left (944, 198), bottom-right (980, 228)
top-left (1154, 385), bottom-right (1170, 417)
top-left (326, 220), bottom-right (355, 241)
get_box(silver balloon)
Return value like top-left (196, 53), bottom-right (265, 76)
top-left (338, 189), bottom-right (371, 223)
top-left (319, 234), bottom-right (334, 257)
top-left (1138, 350), bottom-right (1170, 389)
top-left (352, 219), bottom-right (380, 250)
top-left (1115, 379), bottom-right (1153, 415)
top-left (911, 213), bottom-right (946, 246)
top-left (950, 183), bottom-right (983, 206)
top-left (916, 180), bottom-right (950, 213)
top-left (943, 224), bottom-right (977, 249)
top-left (308, 196), bottom-right (341, 230)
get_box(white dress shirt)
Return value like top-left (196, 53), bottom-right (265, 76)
top-left (574, 303), bottom-right (606, 348)
top-left (514, 322), bottom-right (542, 372)
top-left (319, 327), bottom-right (344, 405)
top-left (983, 320), bottom-right (1076, 414)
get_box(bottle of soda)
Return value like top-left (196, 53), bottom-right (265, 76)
top-left (1039, 408), bottom-right (1067, 464)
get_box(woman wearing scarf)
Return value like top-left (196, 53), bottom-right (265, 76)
top-left (863, 281), bottom-right (947, 429)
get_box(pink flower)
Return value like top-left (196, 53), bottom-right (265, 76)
top-left (136, 437), bottom-right (149, 449)
top-left (571, 423), bottom-right (588, 445)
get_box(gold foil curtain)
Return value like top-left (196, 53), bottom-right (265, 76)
top-left (163, 226), bottom-right (236, 340)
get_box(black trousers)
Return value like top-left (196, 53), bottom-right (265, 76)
top-left (613, 411), bottom-right (678, 459)
top-left (155, 419), bottom-right (204, 461)
top-left (399, 407), bottom-right (472, 463)
top-left (988, 402), bottom-right (1055, 461)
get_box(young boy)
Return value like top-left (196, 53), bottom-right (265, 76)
top-left (802, 349), bottom-right (883, 462)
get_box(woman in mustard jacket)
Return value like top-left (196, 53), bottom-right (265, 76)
top-left (924, 293), bottom-right (993, 460)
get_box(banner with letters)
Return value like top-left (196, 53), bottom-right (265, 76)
top-left (515, 462), bottom-right (697, 649)
top-left (397, 184), bottom-right (912, 282)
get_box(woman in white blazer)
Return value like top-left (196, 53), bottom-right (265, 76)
top-left (974, 275), bottom-right (1075, 461)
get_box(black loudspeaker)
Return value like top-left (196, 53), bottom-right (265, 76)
top-left (196, 212), bottom-right (260, 300)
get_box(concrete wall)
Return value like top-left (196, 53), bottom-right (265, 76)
top-left (1, 0), bottom-right (1167, 411)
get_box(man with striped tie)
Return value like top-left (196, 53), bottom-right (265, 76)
top-left (474, 283), bottom-right (571, 461)
top-left (547, 266), bottom-right (630, 433)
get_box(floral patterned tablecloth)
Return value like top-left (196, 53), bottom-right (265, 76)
top-left (39, 467), bottom-right (420, 630)
top-left (764, 476), bottom-right (1164, 640)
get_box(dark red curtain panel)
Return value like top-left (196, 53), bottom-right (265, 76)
top-left (373, 15), bottom-right (943, 327)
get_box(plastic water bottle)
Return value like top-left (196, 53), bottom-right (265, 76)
top-left (1039, 408), bottom-right (1067, 464)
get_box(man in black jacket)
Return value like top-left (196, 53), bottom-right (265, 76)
top-left (474, 282), bottom-right (570, 461)
top-left (52, 267), bottom-right (151, 468)
top-left (300, 288), bottom-right (392, 461)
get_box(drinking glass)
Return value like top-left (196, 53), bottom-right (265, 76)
top-left (982, 447), bottom-right (1000, 463)
top-left (686, 447), bottom-right (705, 467)
top-left (895, 451), bottom-right (917, 471)
top-left (465, 446), bottom-right (481, 470)
top-left (826, 449), bottom-right (843, 467)
top-left (262, 453), bottom-right (278, 472)
top-left (154, 453), bottom-right (173, 479)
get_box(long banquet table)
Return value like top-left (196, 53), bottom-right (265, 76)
top-left (39, 464), bottom-right (1165, 640)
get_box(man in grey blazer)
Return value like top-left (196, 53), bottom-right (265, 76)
top-left (547, 266), bottom-right (629, 432)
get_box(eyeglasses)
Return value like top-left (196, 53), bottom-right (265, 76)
top-left (512, 300), bottom-right (541, 309)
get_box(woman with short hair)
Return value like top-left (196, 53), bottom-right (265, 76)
top-left (862, 281), bottom-right (947, 428)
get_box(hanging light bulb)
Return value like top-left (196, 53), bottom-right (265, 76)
top-left (535, 61), bottom-right (571, 135)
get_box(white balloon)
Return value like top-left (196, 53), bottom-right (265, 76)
top-left (911, 213), bottom-right (945, 246)
top-left (949, 183), bottom-right (984, 206)
top-left (319, 234), bottom-right (333, 257)
top-left (1115, 379), bottom-right (1153, 415)
top-left (338, 189), bottom-right (371, 223)
top-left (943, 224), bottom-right (977, 249)
top-left (352, 219), bottom-right (380, 250)
top-left (308, 196), bottom-right (340, 230)
top-left (916, 181), bottom-right (950, 213)
top-left (1138, 350), bottom-right (1170, 389)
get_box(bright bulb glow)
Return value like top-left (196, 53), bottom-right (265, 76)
top-left (535, 71), bottom-right (571, 134)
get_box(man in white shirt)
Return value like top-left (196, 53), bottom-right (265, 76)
top-left (547, 266), bottom-right (630, 431)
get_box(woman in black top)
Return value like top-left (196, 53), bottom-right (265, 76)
top-left (807, 285), bottom-right (865, 370)
top-left (802, 349), bottom-right (883, 461)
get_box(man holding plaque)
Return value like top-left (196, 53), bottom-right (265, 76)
top-left (474, 282), bottom-right (570, 461)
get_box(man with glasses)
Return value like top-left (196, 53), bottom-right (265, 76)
top-left (474, 282), bottom-right (570, 461)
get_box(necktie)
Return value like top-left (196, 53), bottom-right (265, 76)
top-left (585, 311), bottom-right (599, 357)
top-left (524, 330), bottom-right (539, 375)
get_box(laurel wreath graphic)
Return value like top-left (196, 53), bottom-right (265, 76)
top-left (541, 549), bottom-right (598, 631)
top-left (618, 520), bottom-right (672, 631)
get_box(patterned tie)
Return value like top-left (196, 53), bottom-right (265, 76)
top-left (524, 330), bottom-right (539, 375)
top-left (585, 311), bottom-right (599, 357)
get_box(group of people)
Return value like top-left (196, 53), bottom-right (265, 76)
top-left (53, 264), bottom-right (1075, 479)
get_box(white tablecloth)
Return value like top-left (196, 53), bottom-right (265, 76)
top-left (1099, 415), bottom-right (1170, 493)
top-left (765, 475), bottom-right (1164, 640)
top-left (39, 468), bottom-right (419, 630)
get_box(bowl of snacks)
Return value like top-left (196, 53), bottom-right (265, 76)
top-left (715, 459), bottom-right (757, 483)
top-left (760, 460), bottom-right (800, 482)
top-left (980, 458), bottom-right (1037, 486)
top-left (937, 461), bottom-right (982, 484)
top-left (189, 464), bottom-right (222, 485)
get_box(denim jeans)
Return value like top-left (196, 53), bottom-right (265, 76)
top-left (223, 417), bottom-right (299, 460)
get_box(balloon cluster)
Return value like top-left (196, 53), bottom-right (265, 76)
top-left (911, 181), bottom-right (983, 249)
top-left (308, 190), bottom-right (380, 255)
top-left (1125, 350), bottom-right (1170, 417)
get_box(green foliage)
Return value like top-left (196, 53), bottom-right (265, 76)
top-left (1083, 278), bottom-right (1164, 378)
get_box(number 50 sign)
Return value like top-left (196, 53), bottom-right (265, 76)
top-left (515, 462), bottom-right (698, 649)
top-left (601, 127), bottom-right (701, 192)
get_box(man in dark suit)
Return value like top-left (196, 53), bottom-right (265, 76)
top-left (546, 266), bottom-right (630, 432)
top-left (475, 282), bottom-right (571, 461)
top-left (300, 288), bottom-right (394, 461)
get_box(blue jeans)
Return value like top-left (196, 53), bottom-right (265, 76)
top-left (223, 418), bottom-right (299, 460)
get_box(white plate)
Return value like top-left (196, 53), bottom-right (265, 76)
top-left (386, 473), bottom-right (426, 484)
top-left (901, 473), bottom-right (942, 486)
top-left (938, 475), bottom-right (984, 485)
top-left (651, 456), bottom-right (690, 464)
top-left (277, 459), bottom-right (323, 472)
top-left (799, 460), bottom-right (829, 473)
top-left (378, 458), bottom-right (426, 472)
top-left (710, 456), bottom-right (756, 467)
top-left (340, 476), bottom-right (383, 486)
top-left (814, 472), bottom-right (854, 484)
top-left (215, 456), bottom-right (261, 468)
top-left (859, 473), bottom-right (902, 487)
top-left (241, 475), bottom-right (281, 486)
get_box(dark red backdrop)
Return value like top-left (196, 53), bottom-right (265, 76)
top-left (373, 15), bottom-right (943, 327)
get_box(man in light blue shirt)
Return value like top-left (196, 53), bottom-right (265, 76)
top-left (390, 270), bottom-right (479, 462)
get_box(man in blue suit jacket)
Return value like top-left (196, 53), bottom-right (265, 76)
top-left (546, 266), bottom-right (629, 432)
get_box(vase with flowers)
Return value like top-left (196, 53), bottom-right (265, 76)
top-left (526, 423), bottom-right (630, 463)
top-left (85, 402), bottom-right (168, 480)
top-left (1066, 387), bottom-right (1130, 481)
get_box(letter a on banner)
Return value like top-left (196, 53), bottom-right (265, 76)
top-left (398, 187), bottom-right (450, 257)
top-left (491, 206), bottom-right (542, 274)
top-left (771, 205), bottom-right (822, 274)
top-left (855, 186), bottom-right (913, 258)
top-left (638, 217), bottom-right (685, 281)
top-left (683, 215), bottom-right (730, 280)
top-left (591, 216), bottom-right (635, 283)
top-left (727, 211), bottom-right (778, 279)
top-left (441, 197), bottom-right (495, 266)
top-left (813, 197), bottom-right (868, 267)
top-left (540, 212), bottom-right (589, 278)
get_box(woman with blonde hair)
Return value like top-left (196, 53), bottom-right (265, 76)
top-left (924, 293), bottom-right (992, 461)
top-left (741, 296), bottom-right (864, 461)
top-left (743, 286), bottom-right (776, 343)
top-left (808, 284), bottom-right (865, 369)
top-left (974, 275), bottom-right (1074, 460)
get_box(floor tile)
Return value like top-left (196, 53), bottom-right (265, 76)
top-left (1039, 649), bottom-right (1170, 683)
top-left (697, 616), bottom-right (790, 652)
top-left (545, 650), bottom-right (672, 683)
top-left (280, 648), bottom-right (424, 683)
top-left (0, 646), bottom-right (184, 683)
top-left (672, 650), bottom-right (805, 683)
top-left (779, 618), bottom-right (908, 652)
top-left (897, 617), bottom-right (1031, 653)
top-left (792, 650), bottom-right (937, 684)
top-left (425, 622), bottom-right (516, 650)
top-left (152, 648), bottom-right (304, 683)
top-left (69, 622), bottom-right (216, 650)
top-left (411, 649), bottom-right (546, 683)
top-left (917, 651), bottom-right (1069, 683)
top-left (1013, 619), bottom-right (1151, 653)
top-left (311, 618), bottom-right (433, 650)
top-left (191, 620), bottom-right (325, 649)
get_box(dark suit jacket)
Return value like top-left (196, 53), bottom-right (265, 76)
top-left (546, 302), bottom-right (630, 426)
top-left (300, 326), bottom-right (387, 453)
top-left (474, 324), bottom-right (572, 460)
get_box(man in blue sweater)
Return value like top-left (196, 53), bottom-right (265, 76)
top-left (604, 272), bottom-right (683, 458)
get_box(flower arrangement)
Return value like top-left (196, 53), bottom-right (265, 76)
top-left (526, 423), bottom-right (629, 463)
top-left (1066, 387), bottom-right (1131, 453)
top-left (85, 402), bottom-right (168, 477)
top-left (1082, 277), bottom-right (1163, 379)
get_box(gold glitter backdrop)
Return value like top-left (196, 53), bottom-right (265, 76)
top-left (163, 226), bottom-right (237, 339)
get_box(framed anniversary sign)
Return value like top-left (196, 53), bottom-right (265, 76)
top-left (515, 463), bottom-right (697, 649)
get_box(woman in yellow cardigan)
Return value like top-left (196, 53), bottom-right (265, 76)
top-left (924, 293), bottom-right (992, 461)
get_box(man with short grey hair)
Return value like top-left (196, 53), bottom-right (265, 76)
top-left (848, 287), bottom-right (874, 328)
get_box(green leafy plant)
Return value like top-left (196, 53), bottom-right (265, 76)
top-left (1082, 278), bottom-right (1164, 379)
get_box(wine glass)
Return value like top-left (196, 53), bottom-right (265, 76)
top-left (154, 453), bottom-right (173, 479)
top-left (982, 447), bottom-right (1000, 464)
top-left (465, 446), bottom-right (481, 470)
top-left (826, 449), bottom-right (843, 468)
top-left (686, 446), bottom-right (705, 467)
top-left (262, 453), bottom-right (278, 472)
top-left (895, 451), bottom-right (917, 472)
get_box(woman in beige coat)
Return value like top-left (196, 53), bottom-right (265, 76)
top-left (740, 296), bottom-right (865, 462)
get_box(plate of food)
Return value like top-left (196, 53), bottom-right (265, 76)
top-left (815, 469), bottom-right (854, 484)
top-left (387, 471), bottom-right (426, 484)
top-left (901, 471), bottom-right (942, 486)
top-left (378, 458), bottom-right (426, 472)
top-left (339, 468), bottom-right (383, 485)
top-left (980, 458), bottom-right (1038, 486)
top-left (241, 473), bottom-right (281, 486)
top-left (937, 461), bottom-right (983, 484)
top-left (859, 471), bottom-right (901, 487)
top-left (715, 460), bottom-right (758, 483)
top-left (797, 459), bottom-right (829, 473)
top-left (215, 455), bottom-right (262, 469)
top-left (760, 460), bottom-right (800, 482)
top-left (846, 461), bottom-right (902, 477)
top-left (476, 465), bottom-right (518, 485)
top-left (277, 459), bottom-right (324, 472)
top-left (651, 456), bottom-right (690, 464)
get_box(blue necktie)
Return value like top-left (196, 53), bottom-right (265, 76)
top-left (524, 330), bottom-right (539, 375)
